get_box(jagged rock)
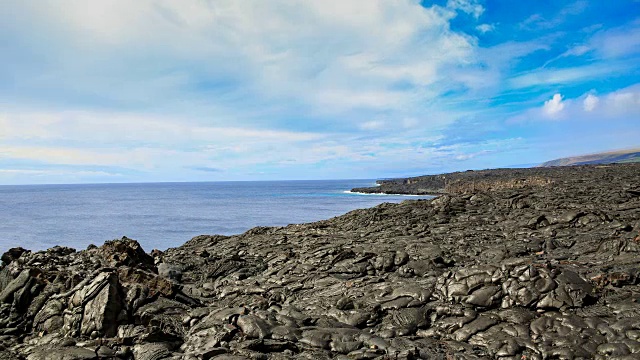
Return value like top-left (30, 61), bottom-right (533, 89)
top-left (118, 267), bottom-right (175, 300)
top-left (1, 247), bottom-right (29, 266)
top-left (1, 164), bottom-right (639, 358)
top-left (96, 237), bottom-right (155, 270)
top-left (181, 324), bottom-right (236, 358)
top-left (76, 272), bottom-right (122, 337)
top-left (0, 269), bottom-right (38, 304)
top-left (33, 298), bottom-right (65, 334)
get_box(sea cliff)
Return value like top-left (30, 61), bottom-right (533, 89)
top-left (1, 163), bottom-right (640, 359)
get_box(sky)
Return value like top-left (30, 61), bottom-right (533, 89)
top-left (0, 0), bottom-right (639, 184)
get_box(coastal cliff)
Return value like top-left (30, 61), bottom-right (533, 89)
top-left (1, 163), bottom-right (640, 359)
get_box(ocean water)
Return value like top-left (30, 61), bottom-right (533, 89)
top-left (0, 180), bottom-right (433, 252)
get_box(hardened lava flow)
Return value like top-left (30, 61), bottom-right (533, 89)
top-left (1, 163), bottom-right (639, 359)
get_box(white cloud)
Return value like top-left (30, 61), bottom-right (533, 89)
top-left (591, 24), bottom-right (640, 58)
top-left (476, 24), bottom-right (495, 33)
top-left (0, 0), bottom-right (496, 183)
top-left (604, 89), bottom-right (640, 114)
top-left (519, 1), bottom-right (588, 30)
top-left (543, 93), bottom-right (565, 117)
top-left (402, 118), bottom-right (420, 129)
top-left (455, 39), bottom-right (552, 92)
top-left (562, 45), bottom-right (591, 57)
top-left (510, 63), bottom-right (630, 89)
top-left (0, 104), bottom-right (493, 182)
top-left (0, 169), bottom-right (120, 177)
top-left (0, 145), bottom-right (174, 169)
top-left (0, 109), bottom-right (445, 179)
top-left (0, 0), bottom-right (478, 120)
top-left (1, 1), bottom-right (636, 183)
top-left (359, 120), bottom-right (385, 131)
top-left (583, 94), bottom-right (599, 111)
top-left (0, 109), bottom-right (333, 177)
top-left (509, 84), bottom-right (640, 123)
top-left (540, 44), bottom-right (592, 68)
top-left (0, 110), bottom-right (322, 145)
top-left (504, 86), bottom-right (640, 164)
top-left (447, 0), bottom-right (484, 18)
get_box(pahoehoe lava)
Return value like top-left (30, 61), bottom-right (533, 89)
top-left (1, 163), bottom-right (640, 359)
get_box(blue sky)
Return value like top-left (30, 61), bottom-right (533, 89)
top-left (0, 0), bottom-right (638, 184)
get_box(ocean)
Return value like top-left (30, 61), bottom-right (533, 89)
top-left (0, 180), bottom-right (433, 253)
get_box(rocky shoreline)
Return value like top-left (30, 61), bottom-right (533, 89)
top-left (1, 163), bottom-right (640, 359)
top-left (350, 167), bottom-right (557, 196)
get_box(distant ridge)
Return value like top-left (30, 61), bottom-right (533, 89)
top-left (540, 148), bottom-right (640, 167)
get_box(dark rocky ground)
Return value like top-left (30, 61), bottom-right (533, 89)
top-left (1, 163), bottom-right (640, 359)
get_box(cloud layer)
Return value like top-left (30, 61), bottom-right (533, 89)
top-left (0, 1), bottom-right (639, 183)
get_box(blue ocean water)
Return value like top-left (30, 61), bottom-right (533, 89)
top-left (0, 180), bottom-right (432, 252)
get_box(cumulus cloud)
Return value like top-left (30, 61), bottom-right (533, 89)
top-left (509, 85), bottom-right (640, 124)
top-left (503, 85), bottom-right (640, 166)
top-left (530, 87), bottom-right (639, 120)
top-left (543, 93), bottom-right (565, 117)
top-left (583, 94), bottom-right (599, 111)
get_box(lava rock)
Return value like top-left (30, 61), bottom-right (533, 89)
top-left (1, 163), bottom-right (640, 359)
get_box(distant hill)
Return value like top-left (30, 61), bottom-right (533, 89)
top-left (540, 148), bottom-right (640, 167)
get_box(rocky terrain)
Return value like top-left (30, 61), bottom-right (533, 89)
top-left (1, 163), bottom-right (640, 359)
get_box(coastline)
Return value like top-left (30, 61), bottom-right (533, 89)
top-left (342, 190), bottom-right (435, 197)
top-left (350, 166), bottom-right (572, 196)
top-left (1, 163), bottom-right (640, 359)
